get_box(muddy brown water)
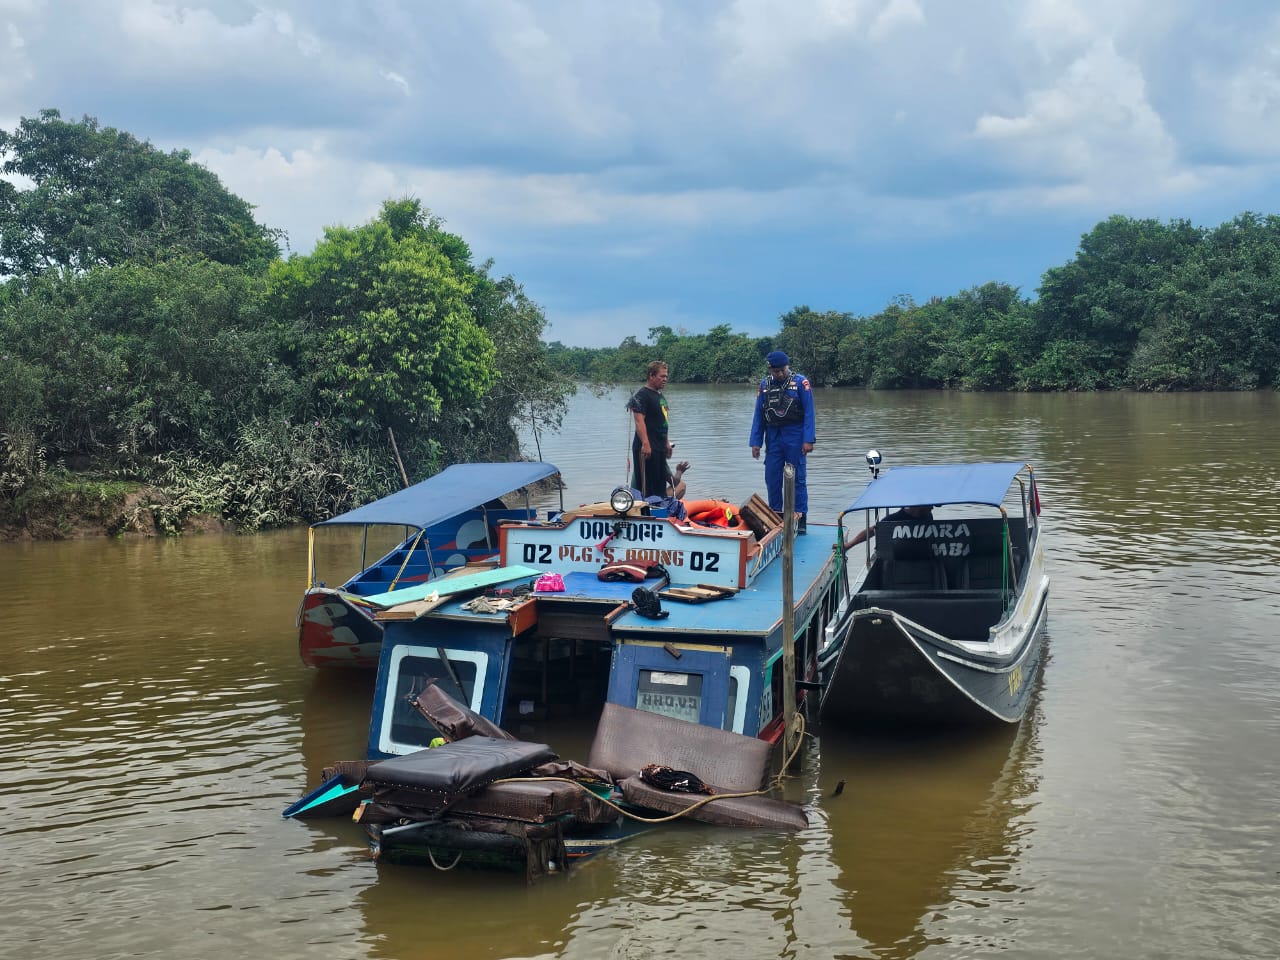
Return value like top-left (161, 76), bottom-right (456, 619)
top-left (4, 387), bottom-right (1278, 959)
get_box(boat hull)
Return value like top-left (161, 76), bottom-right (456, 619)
top-left (298, 588), bottom-right (384, 669)
top-left (819, 588), bottom-right (1048, 725)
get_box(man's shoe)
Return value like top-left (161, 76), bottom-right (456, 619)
top-left (796, 513), bottom-right (807, 535)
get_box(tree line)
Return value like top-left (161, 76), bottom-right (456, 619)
top-left (0, 110), bottom-right (572, 532)
top-left (550, 213), bottom-right (1280, 392)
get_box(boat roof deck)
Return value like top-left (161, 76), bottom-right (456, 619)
top-left (419, 524), bottom-right (837, 640)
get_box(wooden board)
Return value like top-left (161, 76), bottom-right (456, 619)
top-left (659, 584), bottom-right (737, 603)
top-left (740, 494), bottom-right (782, 539)
top-left (362, 564), bottom-right (541, 608)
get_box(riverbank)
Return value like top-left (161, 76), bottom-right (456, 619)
top-left (0, 480), bottom-right (229, 541)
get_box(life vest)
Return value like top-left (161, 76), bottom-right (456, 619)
top-left (762, 375), bottom-right (804, 426)
top-left (682, 499), bottom-right (742, 528)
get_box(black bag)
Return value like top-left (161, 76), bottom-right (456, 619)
top-left (631, 586), bottom-right (668, 619)
top-left (640, 763), bottom-right (714, 795)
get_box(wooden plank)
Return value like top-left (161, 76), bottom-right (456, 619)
top-left (660, 584), bottom-right (736, 603)
top-left (362, 565), bottom-right (541, 608)
top-left (740, 494), bottom-right (782, 539)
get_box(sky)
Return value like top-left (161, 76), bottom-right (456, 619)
top-left (3, 1), bottom-right (1280, 347)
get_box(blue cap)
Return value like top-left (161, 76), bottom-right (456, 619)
top-left (765, 350), bottom-right (789, 368)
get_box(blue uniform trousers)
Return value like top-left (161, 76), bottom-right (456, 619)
top-left (763, 424), bottom-right (808, 514)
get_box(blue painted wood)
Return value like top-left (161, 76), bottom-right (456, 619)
top-left (362, 565), bottom-right (541, 608)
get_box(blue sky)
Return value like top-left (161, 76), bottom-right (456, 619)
top-left (3, 1), bottom-right (1280, 346)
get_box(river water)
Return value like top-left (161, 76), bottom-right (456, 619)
top-left (4, 386), bottom-right (1278, 960)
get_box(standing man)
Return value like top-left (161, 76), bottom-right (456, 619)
top-left (627, 360), bottom-right (673, 497)
top-left (750, 351), bottom-right (816, 534)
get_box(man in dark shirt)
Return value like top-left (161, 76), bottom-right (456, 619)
top-left (627, 360), bottom-right (672, 496)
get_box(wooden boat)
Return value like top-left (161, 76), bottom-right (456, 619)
top-left (288, 485), bottom-right (833, 876)
top-left (819, 462), bottom-right (1049, 726)
top-left (364, 487), bottom-right (837, 756)
top-left (297, 461), bottom-right (560, 669)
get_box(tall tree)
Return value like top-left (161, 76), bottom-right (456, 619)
top-left (0, 109), bottom-right (280, 276)
top-left (266, 199), bottom-right (499, 476)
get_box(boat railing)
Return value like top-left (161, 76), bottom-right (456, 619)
top-left (853, 588), bottom-right (1008, 641)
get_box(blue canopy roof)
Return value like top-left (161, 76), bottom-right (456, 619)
top-left (843, 462), bottom-right (1031, 513)
top-left (315, 462), bottom-right (559, 529)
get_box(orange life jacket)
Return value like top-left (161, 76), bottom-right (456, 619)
top-left (682, 499), bottom-right (742, 528)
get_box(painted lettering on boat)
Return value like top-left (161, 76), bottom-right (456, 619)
top-left (577, 520), bottom-right (665, 543)
top-left (1006, 664), bottom-right (1024, 698)
top-left (891, 521), bottom-right (974, 558)
top-left (528, 542), bottom-right (723, 572)
top-left (890, 522), bottom-right (972, 540)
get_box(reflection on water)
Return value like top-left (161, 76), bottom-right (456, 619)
top-left (4, 388), bottom-right (1280, 959)
top-left (813, 720), bottom-right (1039, 959)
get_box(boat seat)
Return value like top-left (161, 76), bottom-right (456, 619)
top-left (363, 737), bottom-right (557, 813)
top-left (588, 702), bottom-right (808, 831)
top-left (877, 520), bottom-right (947, 590)
top-left (954, 553), bottom-right (1008, 590)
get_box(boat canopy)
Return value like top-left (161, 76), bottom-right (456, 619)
top-left (843, 462), bottom-right (1031, 512)
top-left (315, 462), bottom-right (559, 529)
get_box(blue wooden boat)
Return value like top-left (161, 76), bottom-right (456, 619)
top-left (297, 461), bottom-right (560, 669)
top-left (290, 487), bottom-right (833, 875)
top-left (820, 461), bottom-right (1049, 726)
top-left (364, 489), bottom-right (838, 757)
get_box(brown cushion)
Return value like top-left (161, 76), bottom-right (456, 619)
top-left (450, 780), bottom-right (617, 825)
top-left (619, 775), bottom-right (808, 831)
top-left (413, 682), bottom-right (515, 741)
top-left (587, 702), bottom-right (771, 792)
top-left (365, 737), bottom-right (555, 812)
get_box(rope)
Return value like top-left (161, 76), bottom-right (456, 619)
top-left (1001, 522), bottom-right (1010, 610)
top-left (426, 847), bottom-right (463, 870)
top-left (770, 711), bottom-right (808, 790)
top-left (490, 771), bottom-right (784, 825)
top-left (388, 528), bottom-right (426, 592)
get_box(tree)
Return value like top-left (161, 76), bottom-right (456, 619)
top-left (1033, 215), bottom-right (1201, 386)
top-left (459, 269), bottom-right (575, 462)
top-left (0, 109), bottom-right (281, 276)
top-left (0, 257), bottom-right (283, 458)
top-left (267, 200), bottom-right (497, 476)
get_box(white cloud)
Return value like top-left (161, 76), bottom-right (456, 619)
top-left (972, 39), bottom-right (1194, 202)
top-left (868, 0), bottom-right (924, 42)
top-left (116, 1), bottom-right (320, 67)
top-left (381, 70), bottom-right (410, 96)
top-left (5, 1), bottom-right (1280, 339)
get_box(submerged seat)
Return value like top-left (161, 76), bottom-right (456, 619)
top-left (363, 737), bottom-right (557, 812)
top-left (588, 703), bottom-right (808, 831)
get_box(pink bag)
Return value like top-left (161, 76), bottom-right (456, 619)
top-left (533, 572), bottom-right (565, 593)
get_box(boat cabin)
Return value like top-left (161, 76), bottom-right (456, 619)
top-left (364, 492), bottom-right (840, 759)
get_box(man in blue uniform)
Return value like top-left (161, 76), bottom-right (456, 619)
top-left (750, 351), bottom-right (816, 534)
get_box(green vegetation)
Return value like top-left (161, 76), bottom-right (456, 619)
top-left (0, 110), bottom-right (572, 536)
top-left (3, 109), bottom-right (1278, 537)
top-left (551, 214), bottom-right (1280, 393)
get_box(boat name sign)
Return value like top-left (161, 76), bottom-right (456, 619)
top-left (505, 518), bottom-right (740, 589)
top-left (891, 521), bottom-right (975, 557)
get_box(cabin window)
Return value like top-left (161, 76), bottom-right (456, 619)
top-left (726, 665), bottom-right (750, 733)
top-left (377, 646), bottom-right (489, 756)
top-left (636, 669), bottom-right (703, 724)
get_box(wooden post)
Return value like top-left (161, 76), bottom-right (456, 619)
top-left (781, 464), bottom-right (799, 765)
top-left (387, 427), bottom-right (410, 489)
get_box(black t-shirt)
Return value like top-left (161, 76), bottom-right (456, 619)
top-left (627, 386), bottom-right (668, 447)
